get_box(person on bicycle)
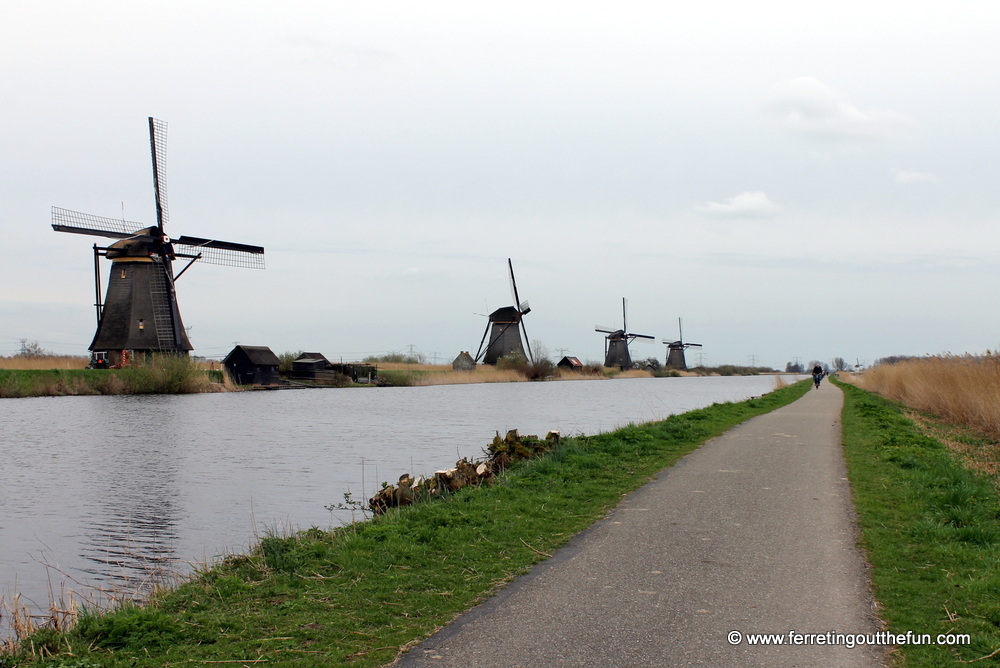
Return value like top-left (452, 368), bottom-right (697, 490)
top-left (812, 364), bottom-right (824, 389)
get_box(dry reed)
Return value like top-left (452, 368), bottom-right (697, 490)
top-left (0, 356), bottom-right (89, 370)
top-left (773, 375), bottom-right (789, 390)
top-left (376, 363), bottom-right (451, 372)
top-left (853, 356), bottom-right (1000, 439)
top-left (613, 369), bottom-right (654, 379)
top-left (412, 367), bottom-right (527, 385)
top-left (552, 368), bottom-right (608, 381)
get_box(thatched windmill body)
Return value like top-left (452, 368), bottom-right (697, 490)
top-left (52, 118), bottom-right (265, 367)
top-left (596, 298), bottom-right (654, 370)
top-left (663, 317), bottom-right (702, 370)
top-left (475, 259), bottom-right (533, 365)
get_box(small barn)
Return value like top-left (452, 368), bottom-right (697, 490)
top-left (292, 353), bottom-right (331, 380)
top-left (452, 351), bottom-right (476, 371)
top-left (224, 345), bottom-right (281, 386)
top-left (557, 356), bottom-right (583, 371)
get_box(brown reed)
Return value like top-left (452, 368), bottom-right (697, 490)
top-left (412, 367), bottom-right (527, 385)
top-left (852, 355), bottom-right (1000, 439)
top-left (0, 355), bottom-right (89, 370)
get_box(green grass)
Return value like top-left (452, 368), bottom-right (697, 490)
top-left (5, 381), bottom-right (810, 667)
top-left (835, 378), bottom-right (1000, 665)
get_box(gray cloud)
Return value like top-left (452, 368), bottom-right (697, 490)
top-left (894, 170), bottom-right (940, 184)
top-left (767, 77), bottom-right (917, 142)
top-left (696, 191), bottom-right (781, 219)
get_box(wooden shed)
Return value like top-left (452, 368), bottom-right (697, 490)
top-left (557, 356), bottom-right (583, 370)
top-left (224, 345), bottom-right (281, 386)
top-left (292, 353), bottom-right (330, 380)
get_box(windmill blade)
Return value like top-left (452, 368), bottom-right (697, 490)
top-left (508, 258), bottom-right (524, 311)
top-left (595, 325), bottom-right (617, 334)
top-left (520, 319), bottom-right (534, 364)
top-left (149, 117), bottom-right (169, 231)
top-left (173, 236), bottom-right (265, 269)
top-left (518, 300), bottom-right (530, 315)
top-left (52, 207), bottom-right (151, 239)
top-left (686, 342), bottom-right (703, 348)
top-left (630, 333), bottom-right (656, 341)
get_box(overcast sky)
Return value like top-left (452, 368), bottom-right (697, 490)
top-left (2, 1), bottom-right (999, 368)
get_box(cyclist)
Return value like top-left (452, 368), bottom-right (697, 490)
top-left (812, 364), bottom-right (824, 389)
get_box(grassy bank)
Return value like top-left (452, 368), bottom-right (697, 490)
top-left (4, 382), bottom-right (811, 667)
top-left (0, 357), bottom-right (224, 397)
top-left (835, 378), bottom-right (1000, 665)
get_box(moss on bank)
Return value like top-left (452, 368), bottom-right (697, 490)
top-left (5, 381), bottom-right (810, 667)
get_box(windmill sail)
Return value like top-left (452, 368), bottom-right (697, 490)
top-left (52, 207), bottom-right (150, 239)
top-left (149, 117), bottom-right (169, 230)
top-left (173, 236), bottom-right (265, 269)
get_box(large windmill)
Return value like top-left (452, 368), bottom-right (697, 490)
top-left (595, 298), bottom-right (654, 370)
top-left (474, 259), bottom-right (533, 365)
top-left (663, 317), bottom-right (702, 370)
top-left (52, 117), bottom-right (265, 367)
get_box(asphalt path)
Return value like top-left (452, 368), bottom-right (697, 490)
top-left (392, 380), bottom-right (886, 668)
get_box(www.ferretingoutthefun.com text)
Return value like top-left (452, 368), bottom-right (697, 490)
top-left (727, 630), bottom-right (971, 648)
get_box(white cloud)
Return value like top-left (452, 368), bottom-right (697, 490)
top-left (894, 171), bottom-right (940, 184)
top-left (767, 77), bottom-right (917, 142)
top-left (696, 191), bottom-right (781, 219)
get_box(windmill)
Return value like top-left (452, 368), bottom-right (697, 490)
top-left (52, 118), bottom-right (265, 367)
top-left (663, 317), bottom-right (702, 370)
top-left (474, 259), bottom-right (533, 365)
top-left (595, 298), bottom-right (654, 370)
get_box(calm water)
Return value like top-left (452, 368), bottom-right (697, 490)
top-left (1, 376), bottom-right (780, 619)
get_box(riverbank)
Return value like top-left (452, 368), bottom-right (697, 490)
top-left (375, 364), bottom-right (779, 387)
top-left (3, 381), bottom-right (811, 667)
top-left (0, 359), bottom-right (226, 398)
top-left (834, 377), bottom-right (1000, 665)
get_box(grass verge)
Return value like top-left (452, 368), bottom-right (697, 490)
top-left (835, 378), bottom-right (1000, 665)
top-left (4, 382), bottom-right (810, 667)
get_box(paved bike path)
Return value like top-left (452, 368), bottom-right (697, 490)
top-left (393, 382), bottom-right (885, 667)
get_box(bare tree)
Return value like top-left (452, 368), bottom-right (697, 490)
top-left (16, 339), bottom-right (46, 358)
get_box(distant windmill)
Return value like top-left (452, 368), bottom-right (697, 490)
top-left (52, 117), bottom-right (265, 367)
top-left (663, 317), bottom-right (702, 370)
top-left (595, 298), bottom-right (654, 370)
top-left (474, 259), bottom-right (533, 365)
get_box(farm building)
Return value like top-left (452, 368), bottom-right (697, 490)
top-left (292, 353), bottom-right (331, 380)
top-left (289, 352), bottom-right (376, 384)
top-left (452, 351), bottom-right (476, 371)
top-left (224, 345), bottom-right (281, 386)
top-left (557, 356), bottom-right (583, 370)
